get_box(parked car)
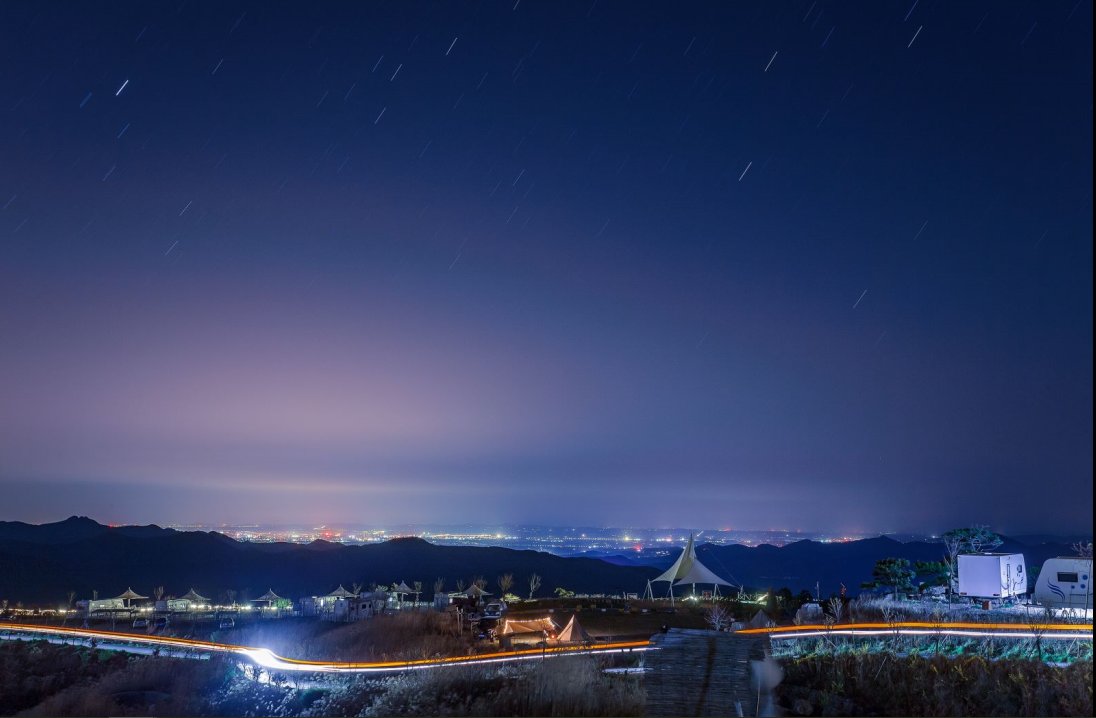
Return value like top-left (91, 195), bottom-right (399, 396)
top-left (132, 618), bottom-right (149, 629)
top-left (219, 618), bottom-right (235, 629)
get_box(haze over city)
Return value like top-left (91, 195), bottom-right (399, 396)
top-left (1, 1), bottom-right (1092, 535)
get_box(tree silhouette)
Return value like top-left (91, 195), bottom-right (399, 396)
top-left (862, 558), bottom-right (915, 599)
top-left (528, 573), bottom-right (541, 600)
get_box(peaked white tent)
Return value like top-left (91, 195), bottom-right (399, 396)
top-left (556, 614), bottom-right (591, 644)
top-left (644, 534), bottom-right (731, 604)
top-left (748, 610), bottom-right (775, 629)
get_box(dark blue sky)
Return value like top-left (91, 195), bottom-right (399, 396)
top-left (0, 1), bottom-right (1091, 533)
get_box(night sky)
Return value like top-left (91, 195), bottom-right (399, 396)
top-left (1, 1), bottom-right (1091, 534)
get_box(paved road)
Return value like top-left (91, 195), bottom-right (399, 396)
top-left (0, 623), bottom-right (652, 673)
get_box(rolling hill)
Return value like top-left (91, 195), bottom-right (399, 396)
top-left (0, 518), bottom-right (1079, 604)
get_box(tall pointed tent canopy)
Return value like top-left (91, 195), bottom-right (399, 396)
top-left (326, 585), bottom-right (356, 598)
top-left (180, 588), bottom-right (209, 602)
top-left (393, 581), bottom-right (413, 594)
top-left (672, 560), bottom-right (733, 587)
top-left (255, 589), bottom-right (283, 602)
top-left (556, 615), bottom-right (591, 643)
top-left (651, 535), bottom-right (732, 587)
top-left (463, 584), bottom-right (490, 598)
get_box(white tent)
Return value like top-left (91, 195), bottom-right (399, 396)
top-left (646, 534), bottom-right (732, 604)
top-left (748, 610), bottom-right (775, 629)
top-left (556, 614), bottom-right (591, 644)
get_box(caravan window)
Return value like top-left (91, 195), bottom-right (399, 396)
top-left (1057, 572), bottom-right (1079, 583)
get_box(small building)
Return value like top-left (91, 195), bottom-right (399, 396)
top-left (154, 589), bottom-right (210, 613)
top-left (330, 594), bottom-right (378, 622)
top-left (958, 553), bottom-right (1026, 599)
top-left (79, 598), bottom-right (126, 616)
top-left (392, 581), bottom-right (414, 607)
top-left (252, 589), bottom-right (290, 617)
top-left (301, 585), bottom-right (357, 617)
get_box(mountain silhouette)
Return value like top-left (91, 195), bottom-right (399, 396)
top-left (0, 519), bottom-right (1077, 604)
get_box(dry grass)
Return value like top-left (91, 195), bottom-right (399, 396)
top-left (314, 655), bottom-right (644, 717)
top-left (778, 654), bottom-right (1093, 716)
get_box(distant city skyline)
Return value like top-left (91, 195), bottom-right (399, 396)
top-left (1, 2), bottom-right (1091, 534)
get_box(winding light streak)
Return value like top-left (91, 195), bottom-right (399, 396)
top-left (0, 624), bottom-right (651, 673)
top-left (738, 621), bottom-right (1093, 641)
top-left (764, 628), bottom-right (1093, 641)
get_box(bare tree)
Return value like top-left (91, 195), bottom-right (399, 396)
top-left (154, 585), bottom-right (165, 602)
top-left (929, 606), bottom-right (948, 656)
top-left (1024, 604), bottom-right (1055, 661)
top-left (942, 532), bottom-right (964, 604)
top-left (965, 525), bottom-right (1003, 553)
top-left (456, 579), bottom-right (465, 593)
top-left (352, 582), bottom-right (363, 596)
top-left (880, 604), bottom-right (901, 642)
top-left (528, 573), bottom-right (541, 600)
top-left (226, 589), bottom-right (237, 608)
top-left (413, 581), bottom-right (423, 605)
top-left (63, 590), bottom-right (76, 626)
top-left (433, 577), bottom-right (445, 597)
top-left (497, 573), bottom-right (514, 596)
top-left (705, 603), bottom-right (731, 631)
top-left (1072, 541), bottom-right (1093, 558)
top-left (473, 576), bottom-right (487, 590)
top-left (826, 596), bottom-right (843, 624)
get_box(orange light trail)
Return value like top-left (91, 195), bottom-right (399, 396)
top-left (1, 623), bottom-right (652, 672)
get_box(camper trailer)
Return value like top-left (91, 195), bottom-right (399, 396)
top-left (1033, 557), bottom-right (1092, 610)
top-left (957, 553), bottom-right (1026, 599)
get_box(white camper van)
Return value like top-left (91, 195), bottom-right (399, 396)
top-left (957, 553), bottom-right (1027, 599)
top-left (1033, 557), bottom-right (1092, 610)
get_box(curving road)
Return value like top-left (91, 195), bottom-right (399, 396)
top-left (0, 623), bottom-right (652, 673)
